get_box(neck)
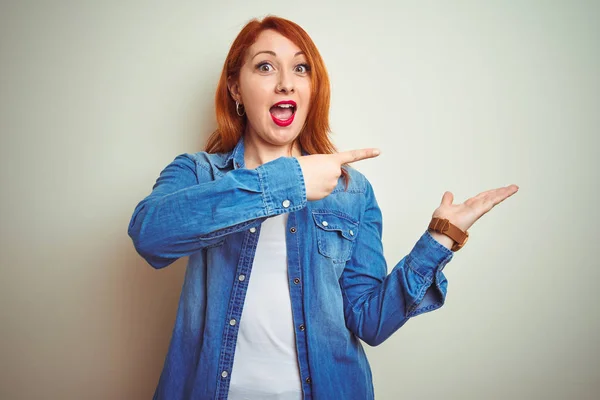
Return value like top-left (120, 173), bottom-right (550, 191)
top-left (243, 132), bottom-right (302, 169)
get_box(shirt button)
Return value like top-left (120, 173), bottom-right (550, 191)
top-left (282, 199), bottom-right (291, 208)
top-left (221, 370), bottom-right (228, 378)
top-left (299, 324), bottom-right (305, 331)
top-left (235, 162), bottom-right (241, 168)
top-left (322, 221), bottom-right (328, 227)
top-left (229, 319), bottom-right (236, 326)
top-left (249, 227), bottom-right (256, 233)
top-left (305, 377), bottom-right (311, 384)
top-left (293, 278), bottom-right (300, 285)
top-left (349, 229), bottom-right (354, 236)
top-left (238, 274), bottom-right (245, 281)
top-left (290, 227), bottom-right (297, 233)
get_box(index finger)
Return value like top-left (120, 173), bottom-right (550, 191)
top-left (336, 148), bottom-right (381, 164)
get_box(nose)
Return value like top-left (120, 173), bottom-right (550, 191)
top-left (276, 71), bottom-right (295, 94)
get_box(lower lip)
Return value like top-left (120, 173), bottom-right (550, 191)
top-left (270, 111), bottom-right (295, 127)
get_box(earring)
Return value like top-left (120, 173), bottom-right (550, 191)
top-left (236, 100), bottom-right (245, 117)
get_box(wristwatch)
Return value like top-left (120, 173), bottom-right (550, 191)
top-left (428, 217), bottom-right (469, 252)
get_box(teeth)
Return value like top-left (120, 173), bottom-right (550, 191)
top-left (277, 104), bottom-right (294, 108)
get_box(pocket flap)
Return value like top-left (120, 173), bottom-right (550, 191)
top-left (312, 210), bottom-right (359, 241)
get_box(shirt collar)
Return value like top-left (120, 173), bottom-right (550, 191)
top-left (222, 135), bottom-right (245, 170)
top-left (224, 135), bottom-right (309, 170)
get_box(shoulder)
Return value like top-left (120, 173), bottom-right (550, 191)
top-left (312, 165), bottom-right (376, 216)
top-left (334, 165), bottom-right (372, 194)
top-left (176, 150), bottom-right (233, 179)
top-left (340, 166), bottom-right (380, 214)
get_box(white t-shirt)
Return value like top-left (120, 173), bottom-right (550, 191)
top-left (228, 214), bottom-right (303, 400)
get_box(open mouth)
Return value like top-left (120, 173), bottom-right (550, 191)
top-left (270, 100), bottom-right (296, 127)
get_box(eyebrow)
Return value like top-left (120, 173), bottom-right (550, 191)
top-left (252, 50), bottom-right (305, 59)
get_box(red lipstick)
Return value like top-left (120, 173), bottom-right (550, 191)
top-left (270, 100), bottom-right (296, 127)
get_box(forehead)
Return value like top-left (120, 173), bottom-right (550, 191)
top-left (247, 29), bottom-right (302, 59)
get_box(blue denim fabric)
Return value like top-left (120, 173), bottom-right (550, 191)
top-left (127, 136), bottom-right (453, 400)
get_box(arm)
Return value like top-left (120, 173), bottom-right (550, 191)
top-left (127, 153), bottom-right (306, 268)
top-left (339, 180), bottom-right (453, 346)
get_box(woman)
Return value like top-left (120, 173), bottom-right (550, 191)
top-left (127, 15), bottom-right (518, 400)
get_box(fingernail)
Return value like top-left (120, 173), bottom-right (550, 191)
top-left (373, 149), bottom-right (380, 156)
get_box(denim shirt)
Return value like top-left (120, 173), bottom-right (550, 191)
top-left (127, 136), bottom-right (453, 400)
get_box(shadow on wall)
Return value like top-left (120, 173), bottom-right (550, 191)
top-left (111, 96), bottom-right (212, 398)
top-left (112, 235), bottom-right (187, 399)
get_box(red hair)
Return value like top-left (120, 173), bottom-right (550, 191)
top-left (204, 15), bottom-right (349, 186)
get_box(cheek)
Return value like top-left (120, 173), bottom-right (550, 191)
top-left (240, 76), bottom-right (271, 111)
top-left (299, 82), bottom-right (311, 115)
top-left (245, 102), bottom-right (266, 120)
top-left (300, 97), bottom-right (311, 117)
top-left (243, 92), bottom-right (270, 119)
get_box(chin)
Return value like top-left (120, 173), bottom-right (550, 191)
top-left (266, 123), bottom-right (303, 142)
top-left (265, 130), bottom-right (300, 146)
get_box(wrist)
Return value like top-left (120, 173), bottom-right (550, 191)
top-left (427, 229), bottom-right (454, 250)
top-left (428, 217), bottom-right (469, 251)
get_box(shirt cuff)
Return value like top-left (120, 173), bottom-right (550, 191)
top-left (406, 229), bottom-right (454, 282)
top-left (256, 156), bottom-right (307, 215)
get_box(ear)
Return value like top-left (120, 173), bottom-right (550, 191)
top-left (227, 76), bottom-right (242, 103)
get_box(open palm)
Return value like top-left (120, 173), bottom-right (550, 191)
top-left (432, 184), bottom-right (520, 232)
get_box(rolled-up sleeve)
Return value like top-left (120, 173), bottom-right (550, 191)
top-left (339, 179), bottom-right (453, 346)
top-left (127, 154), bottom-right (306, 268)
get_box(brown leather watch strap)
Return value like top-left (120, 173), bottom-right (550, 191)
top-left (428, 217), bottom-right (469, 252)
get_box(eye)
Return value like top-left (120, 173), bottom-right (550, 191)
top-left (295, 63), bottom-right (311, 74)
top-left (256, 62), bottom-right (274, 72)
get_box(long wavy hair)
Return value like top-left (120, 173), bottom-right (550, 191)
top-left (204, 15), bottom-right (349, 186)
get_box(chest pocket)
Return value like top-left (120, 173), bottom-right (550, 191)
top-left (312, 210), bottom-right (359, 263)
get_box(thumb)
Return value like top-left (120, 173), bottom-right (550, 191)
top-left (441, 191), bottom-right (454, 206)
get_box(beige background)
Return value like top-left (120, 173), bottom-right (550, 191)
top-left (1, 1), bottom-right (598, 399)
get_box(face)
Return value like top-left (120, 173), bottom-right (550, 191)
top-left (228, 29), bottom-right (312, 148)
